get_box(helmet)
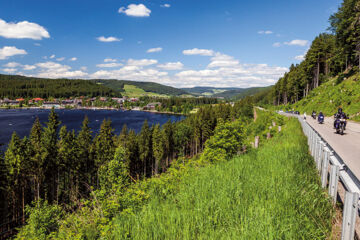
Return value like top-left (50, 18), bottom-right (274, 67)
top-left (320, 112), bottom-right (323, 115)
top-left (338, 108), bottom-right (343, 113)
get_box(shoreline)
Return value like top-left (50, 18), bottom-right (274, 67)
top-left (0, 106), bottom-right (186, 116)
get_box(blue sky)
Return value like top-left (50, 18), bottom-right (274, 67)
top-left (0, 0), bottom-right (342, 88)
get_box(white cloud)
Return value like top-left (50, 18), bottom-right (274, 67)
top-left (161, 4), bottom-right (171, 8)
top-left (273, 42), bottom-right (281, 47)
top-left (0, 46), bottom-right (27, 60)
top-left (258, 30), bottom-right (273, 34)
top-left (104, 58), bottom-right (117, 63)
top-left (97, 36), bottom-right (121, 42)
top-left (70, 57), bottom-right (77, 61)
top-left (56, 57), bottom-right (65, 61)
top-left (127, 58), bottom-right (158, 66)
top-left (207, 53), bottom-right (239, 68)
top-left (284, 39), bottom-right (308, 47)
top-left (294, 55), bottom-right (305, 61)
top-left (96, 62), bottom-right (123, 68)
top-left (34, 43), bottom-right (41, 47)
top-left (49, 54), bottom-right (55, 59)
top-left (183, 48), bottom-right (215, 56)
top-left (2, 68), bottom-right (17, 73)
top-left (147, 47), bottom-right (163, 53)
top-left (23, 64), bottom-right (36, 70)
top-left (35, 61), bottom-right (87, 78)
top-left (157, 62), bottom-right (183, 70)
top-left (118, 4), bottom-right (151, 17)
top-left (3, 62), bottom-right (21, 68)
top-left (0, 19), bottom-right (50, 40)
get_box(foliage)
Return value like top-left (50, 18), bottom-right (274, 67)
top-left (16, 200), bottom-right (64, 240)
top-left (111, 119), bottom-right (333, 239)
top-left (0, 74), bottom-right (119, 98)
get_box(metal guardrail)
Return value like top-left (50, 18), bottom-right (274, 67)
top-left (296, 115), bottom-right (360, 240)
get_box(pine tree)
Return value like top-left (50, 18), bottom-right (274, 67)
top-left (41, 108), bottom-right (60, 202)
top-left (138, 120), bottom-right (153, 177)
top-left (152, 124), bottom-right (164, 174)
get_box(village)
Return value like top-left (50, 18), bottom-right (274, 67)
top-left (0, 96), bottom-right (162, 111)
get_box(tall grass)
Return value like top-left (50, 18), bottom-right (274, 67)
top-left (112, 119), bottom-right (334, 239)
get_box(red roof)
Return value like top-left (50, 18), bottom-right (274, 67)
top-left (16, 98), bottom-right (25, 101)
top-left (33, 98), bottom-right (44, 101)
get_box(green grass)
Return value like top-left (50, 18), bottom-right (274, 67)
top-left (123, 84), bottom-right (168, 98)
top-left (112, 119), bottom-right (334, 239)
top-left (291, 74), bottom-right (360, 121)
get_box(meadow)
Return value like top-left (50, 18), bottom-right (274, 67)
top-left (111, 119), bottom-right (334, 239)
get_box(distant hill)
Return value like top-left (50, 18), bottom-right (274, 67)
top-left (182, 86), bottom-right (271, 99)
top-left (0, 74), bottom-right (120, 98)
top-left (181, 87), bottom-right (239, 96)
top-left (213, 87), bottom-right (271, 99)
top-left (94, 79), bottom-right (188, 96)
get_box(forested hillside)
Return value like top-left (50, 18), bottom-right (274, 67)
top-left (0, 74), bottom-right (120, 98)
top-left (213, 86), bottom-right (270, 100)
top-left (94, 79), bottom-right (188, 96)
top-left (266, 0), bottom-right (360, 111)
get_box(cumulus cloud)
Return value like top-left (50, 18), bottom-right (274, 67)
top-left (207, 53), bottom-right (239, 68)
top-left (2, 68), bottom-right (17, 73)
top-left (70, 57), bottom-right (77, 61)
top-left (3, 62), bottom-right (21, 68)
top-left (0, 19), bottom-right (50, 40)
top-left (56, 57), bottom-right (65, 61)
top-left (49, 54), bottom-right (55, 59)
top-left (161, 4), bottom-right (171, 8)
top-left (183, 48), bottom-right (215, 56)
top-left (35, 61), bottom-right (87, 78)
top-left (97, 36), bottom-right (121, 42)
top-left (157, 62), bottom-right (183, 70)
top-left (147, 47), bottom-right (163, 53)
top-left (96, 62), bottom-right (123, 68)
top-left (258, 30), bottom-right (273, 34)
top-left (0, 46), bottom-right (27, 60)
top-left (104, 58), bottom-right (117, 63)
top-left (127, 58), bottom-right (158, 66)
top-left (294, 55), bottom-right (305, 61)
top-left (284, 39), bottom-right (308, 46)
top-left (23, 64), bottom-right (36, 70)
top-left (118, 4), bottom-right (151, 17)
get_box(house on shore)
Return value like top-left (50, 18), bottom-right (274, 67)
top-left (144, 102), bottom-right (161, 110)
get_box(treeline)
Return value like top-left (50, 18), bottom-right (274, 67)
top-left (270, 0), bottom-right (360, 105)
top-left (0, 100), bottom-right (254, 235)
top-left (94, 79), bottom-right (188, 96)
top-left (0, 74), bottom-right (120, 99)
top-left (131, 96), bottom-right (219, 114)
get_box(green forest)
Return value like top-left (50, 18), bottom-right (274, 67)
top-left (265, 0), bottom-right (360, 116)
top-left (0, 74), bottom-right (120, 99)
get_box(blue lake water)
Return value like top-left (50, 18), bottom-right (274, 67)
top-left (0, 109), bottom-right (185, 148)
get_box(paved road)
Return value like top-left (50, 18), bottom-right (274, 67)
top-left (305, 116), bottom-right (360, 180)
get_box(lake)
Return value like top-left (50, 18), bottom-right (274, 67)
top-left (0, 109), bottom-right (185, 148)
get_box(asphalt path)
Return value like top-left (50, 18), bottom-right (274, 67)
top-left (305, 116), bottom-right (360, 180)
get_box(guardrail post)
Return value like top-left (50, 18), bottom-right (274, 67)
top-left (321, 149), bottom-right (330, 188)
top-left (316, 142), bottom-right (324, 172)
top-left (341, 191), bottom-right (359, 240)
top-left (329, 165), bottom-right (340, 204)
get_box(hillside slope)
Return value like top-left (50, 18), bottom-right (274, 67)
top-left (111, 119), bottom-right (333, 239)
top-left (94, 79), bottom-right (188, 96)
top-left (291, 74), bottom-right (360, 121)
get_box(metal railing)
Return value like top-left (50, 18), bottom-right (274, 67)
top-left (297, 116), bottom-right (360, 240)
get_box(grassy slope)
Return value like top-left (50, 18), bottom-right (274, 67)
top-left (123, 84), bottom-right (168, 98)
top-left (292, 74), bottom-right (360, 121)
top-left (112, 119), bottom-right (333, 239)
top-left (94, 79), bottom-right (188, 96)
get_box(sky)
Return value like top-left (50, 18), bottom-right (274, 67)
top-left (0, 0), bottom-right (342, 88)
